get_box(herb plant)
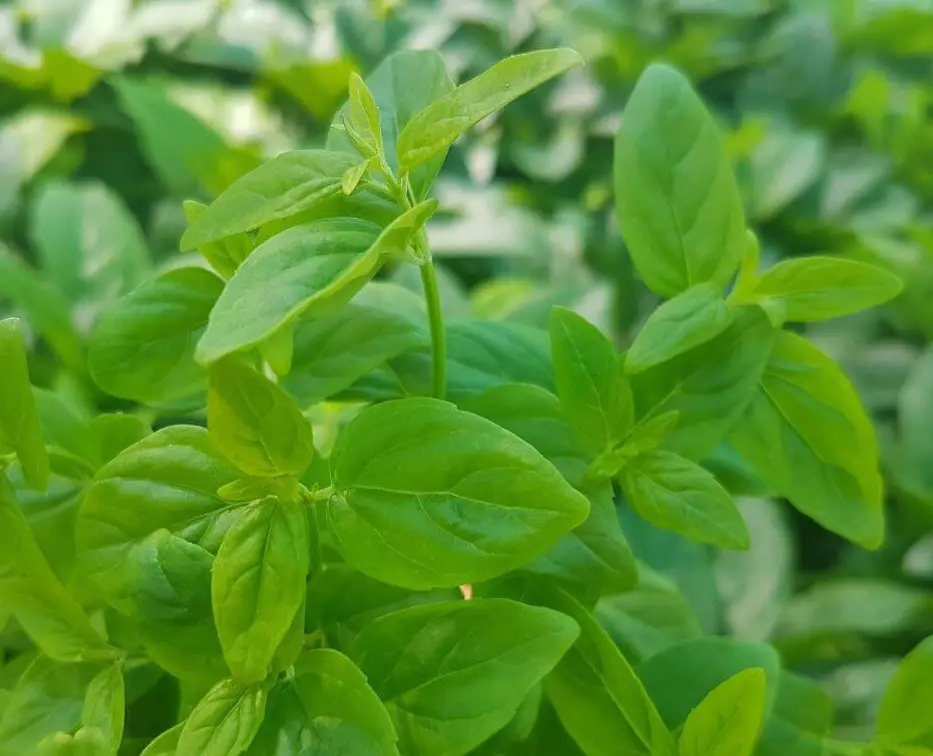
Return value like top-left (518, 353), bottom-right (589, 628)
top-left (1, 44), bottom-right (929, 756)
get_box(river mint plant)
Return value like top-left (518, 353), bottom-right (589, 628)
top-left (0, 49), bottom-right (923, 756)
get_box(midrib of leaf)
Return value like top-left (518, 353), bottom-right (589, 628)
top-left (557, 318), bottom-right (613, 448)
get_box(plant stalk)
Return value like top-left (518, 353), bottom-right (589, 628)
top-left (420, 260), bottom-right (447, 399)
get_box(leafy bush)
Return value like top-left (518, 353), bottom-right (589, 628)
top-left (5, 1), bottom-right (933, 755)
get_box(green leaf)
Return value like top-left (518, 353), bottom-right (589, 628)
top-left (877, 636), bottom-right (933, 746)
top-left (537, 585), bottom-right (677, 756)
top-left (328, 397), bottom-right (589, 589)
top-left (327, 50), bottom-right (455, 200)
top-left (397, 48), bottom-right (583, 174)
top-left (345, 73), bottom-right (383, 156)
top-left (139, 724), bottom-right (182, 756)
top-left (625, 285), bottom-right (733, 374)
top-left (678, 668), bottom-right (767, 756)
top-left (619, 450), bottom-right (749, 550)
top-left (82, 665), bottom-right (124, 755)
top-left (0, 318), bottom-right (49, 490)
top-left (124, 531), bottom-right (227, 685)
top-left (637, 637), bottom-right (781, 731)
top-left (305, 565), bottom-right (458, 649)
top-left (0, 478), bottom-right (114, 662)
top-left (0, 246), bottom-right (82, 368)
top-left (180, 150), bottom-right (360, 250)
top-left (729, 330), bottom-right (884, 548)
top-left (284, 282), bottom-right (428, 406)
top-left (212, 498), bottom-right (309, 685)
top-left (737, 256), bottom-right (903, 323)
top-left (75, 426), bottom-right (239, 611)
top-left (341, 157), bottom-right (373, 195)
top-left (182, 200), bottom-right (251, 279)
top-left (28, 180), bottom-right (151, 316)
top-left (113, 76), bottom-right (259, 197)
top-left (349, 598), bottom-right (579, 755)
top-left (88, 267), bottom-right (223, 405)
top-left (462, 383), bottom-right (637, 596)
top-left (292, 649), bottom-right (399, 755)
top-left (613, 63), bottom-right (745, 298)
top-left (549, 307), bottom-right (632, 456)
top-left (630, 306), bottom-right (775, 459)
top-left (207, 359), bottom-right (313, 478)
top-left (0, 657), bottom-right (99, 756)
top-left (196, 204), bottom-right (436, 365)
top-left (177, 678), bottom-right (267, 756)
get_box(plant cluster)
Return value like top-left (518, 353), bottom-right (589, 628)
top-left (5, 1), bottom-right (933, 755)
top-left (1, 34), bottom-right (931, 756)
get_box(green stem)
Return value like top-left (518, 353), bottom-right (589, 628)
top-left (308, 505), bottom-right (322, 579)
top-left (420, 261), bottom-right (447, 399)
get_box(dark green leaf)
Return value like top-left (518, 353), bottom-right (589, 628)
top-left (292, 649), bottom-right (399, 755)
top-left (88, 267), bottom-right (223, 404)
top-left (462, 383), bottom-right (637, 595)
top-left (328, 397), bottom-right (589, 589)
top-left (284, 282), bottom-right (428, 406)
top-left (630, 306), bottom-right (775, 459)
top-left (76, 426), bottom-right (239, 611)
top-left (349, 598), bottom-right (578, 755)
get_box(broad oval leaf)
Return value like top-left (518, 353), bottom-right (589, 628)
top-left (328, 397), bottom-right (589, 589)
top-left (0, 318), bottom-right (49, 489)
top-left (284, 282), bottom-right (428, 406)
top-left (179, 150), bottom-right (359, 250)
top-left (212, 498), bottom-right (309, 685)
top-left (348, 598), bottom-right (579, 755)
top-left (177, 678), bottom-right (267, 756)
top-left (625, 284), bottom-right (733, 374)
top-left (463, 383), bottom-right (637, 596)
top-left (550, 307), bottom-right (633, 456)
top-left (728, 331), bottom-right (884, 549)
top-left (327, 49), bottom-right (455, 200)
top-left (679, 668), bottom-right (767, 756)
top-left (292, 649), bottom-right (399, 755)
top-left (631, 306), bottom-right (775, 460)
top-left (207, 359), bottom-right (313, 478)
top-left (75, 426), bottom-right (239, 610)
top-left (88, 267), bottom-right (223, 404)
top-left (613, 64), bottom-right (745, 298)
top-left (196, 217), bottom-right (379, 364)
top-left (743, 256), bottom-right (903, 323)
top-left (125, 531), bottom-right (227, 685)
top-left (619, 450), bottom-right (749, 550)
top-left (139, 724), bottom-right (182, 756)
top-left (397, 48), bottom-right (584, 174)
top-left (197, 203), bottom-right (436, 365)
top-left (877, 635), bottom-right (933, 746)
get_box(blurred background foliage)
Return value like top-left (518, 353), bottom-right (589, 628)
top-left (5, 0), bottom-right (933, 745)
